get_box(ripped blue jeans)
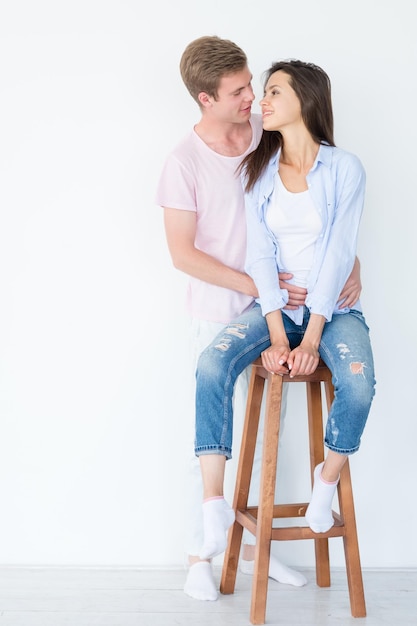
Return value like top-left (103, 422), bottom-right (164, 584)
top-left (195, 304), bottom-right (375, 458)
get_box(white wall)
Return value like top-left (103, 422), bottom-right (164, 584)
top-left (0, 0), bottom-right (416, 568)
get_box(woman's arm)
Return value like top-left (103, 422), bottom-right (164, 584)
top-left (280, 258), bottom-right (362, 311)
top-left (245, 191), bottom-right (289, 315)
top-left (262, 311), bottom-right (325, 377)
top-left (261, 309), bottom-right (291, 375)
top-left (286, 313), bottom-right (325, 377)
top-left (306, 152), bottom-right (366, 320)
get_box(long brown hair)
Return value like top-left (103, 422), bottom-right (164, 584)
top-left (241, 60), bottom-right (335, 191)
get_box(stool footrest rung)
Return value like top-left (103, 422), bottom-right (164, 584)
top-left (236, 508), bottom-right (345, 541)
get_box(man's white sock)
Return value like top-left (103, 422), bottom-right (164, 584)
top-left (240, 553), bottom-right (307, 586)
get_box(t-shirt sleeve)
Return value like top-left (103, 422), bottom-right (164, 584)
top-left (155, 152), bottom-right (196, 212)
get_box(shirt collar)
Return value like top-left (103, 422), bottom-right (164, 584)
top-left (274, 143), bottom-right (332, 172)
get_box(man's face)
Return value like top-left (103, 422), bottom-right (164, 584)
top-left (211, 66), bottom-right (255, 123)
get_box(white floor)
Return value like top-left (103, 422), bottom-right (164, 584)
top-left (0, 566), bottom-right (415, 626)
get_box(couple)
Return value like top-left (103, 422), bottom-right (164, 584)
top-left (156, 35), bottom-right (375, 602)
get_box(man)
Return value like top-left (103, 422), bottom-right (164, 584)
top-left (156, 35), bottom-right (361, 601)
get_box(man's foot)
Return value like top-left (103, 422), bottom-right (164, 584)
top-left (240, 553), bottom-right (307, 586)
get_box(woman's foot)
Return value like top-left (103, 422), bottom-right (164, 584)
top-left (184, 560), bottom-right (218, 601)
top-left (199, 497), bottom-right (235, 560)
top-left (305, 462), bottom-right (338, 533)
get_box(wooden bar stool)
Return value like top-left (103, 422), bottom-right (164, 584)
top-left (220, 357), bottom-right (366, 625)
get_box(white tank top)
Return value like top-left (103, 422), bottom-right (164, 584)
top-left (266, 173), bottom-right (322, 288)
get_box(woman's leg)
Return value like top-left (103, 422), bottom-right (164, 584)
top-left (184, 312), bottom-right (278, 597)
top-left (184, 319), bottom-right (226, 601)
top-left (306, 310), bottom-right (376, 532)
top-left (199, 454), bottom-right (235, 560)
top-left (195, 304), bottom-right (270, 457)
top-left (195, 306), bottom-right (270, 560)
top-left (319, 310), bottom-right (376, 456)
top-left (305, 451), bottom-right (347, 532)
top-left (196, 306), bottom-right (307, 583)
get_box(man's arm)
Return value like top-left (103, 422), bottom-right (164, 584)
top-left (337, 256), bottom-right (362, 309)
top-left (279, 256), bottom-right (362, 311)
top-left (279, 273), bottom-right (307, 310)
top-left (165, 207), bottom-right (336, 306)
top-left (164, 207), bottom-right (257, 297)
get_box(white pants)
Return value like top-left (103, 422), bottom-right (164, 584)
top-left (185, 317), bottom-right (288, 556)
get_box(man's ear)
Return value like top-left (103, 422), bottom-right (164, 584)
top-left (198, 91), bottom-right (212, 109)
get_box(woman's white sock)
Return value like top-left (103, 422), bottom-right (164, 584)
top-left (305, 462), bottom-right (338, 533)
top-left (199, 497), bottom-right (235, 560)
top-left (184, 561), bottom-right (218, 601)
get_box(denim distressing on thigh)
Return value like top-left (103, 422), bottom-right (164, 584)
top-left (319, 310), bottom-right (375, 454)
top-left (282, 308), bottom-right (376, 455)
top-left (195, 305), bottom-right (270, 458)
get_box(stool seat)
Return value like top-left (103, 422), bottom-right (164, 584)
top-left (220, 358), bottom-right (366, 625)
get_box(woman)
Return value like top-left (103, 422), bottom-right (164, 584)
top-left (242, 59), bottom-right (376, 533)
top-left (195, 60), bottom-right (375, 562)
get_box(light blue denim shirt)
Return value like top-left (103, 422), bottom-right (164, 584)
top-left (244, 144), bottom-right (366, 325)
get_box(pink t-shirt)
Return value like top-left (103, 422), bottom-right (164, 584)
top-left (156, 115), bottom-right (263, 324)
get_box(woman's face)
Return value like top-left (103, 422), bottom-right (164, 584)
top-left (259, 70), bottom-right (302, 132)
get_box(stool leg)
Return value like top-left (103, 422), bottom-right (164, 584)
top-left (220, 367), bottom-right (265, 595)
top-left (324, 378), bottom-right (366, 616)
top-left (338, 462), bottom-right (367, 617)
top-left (250, 372), bottom-right (284, 625)
top-left (306, 380), bottom-right (330, 588)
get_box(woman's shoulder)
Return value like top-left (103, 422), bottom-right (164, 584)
top-left (320, 144), bottom-right (364, 174)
